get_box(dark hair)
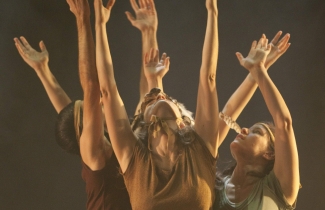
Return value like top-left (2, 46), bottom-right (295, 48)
top-left (55, 101), bottom-right (83, 156)
top-left (215, 121), bottom-right (276, 189)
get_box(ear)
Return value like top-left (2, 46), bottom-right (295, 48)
top-left (263, 152), bottom-right (275, 160)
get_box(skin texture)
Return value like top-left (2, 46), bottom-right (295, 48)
top-left (218, 31), bottom-right (291, 147)
top-left (95, 0), bottom-right (219, 180)
top-left (224, 36), bottom-right (299, 205)
top-left (14, 37), bottom-right (71, 113)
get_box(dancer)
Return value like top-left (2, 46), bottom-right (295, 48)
top-left (14, 0), bottom-right (165, 208)
top-left (95, 0), bottom-right (219, 209)
top-left (214, 35), bottom-right (300, 209)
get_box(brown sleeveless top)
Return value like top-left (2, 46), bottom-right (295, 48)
top-left (123, 134), bottom-right (217, 210)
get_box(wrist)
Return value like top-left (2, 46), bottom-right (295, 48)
top-left (35, 63), bottom-right (50, 76)
top-left (250, 66), bottom-right (268, 80)
top-left (141, 26), bottom-right (157, 34)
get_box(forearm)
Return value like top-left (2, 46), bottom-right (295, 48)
top-left (253, 67), bottom-right (299, 204)
top-left (36, 66), bottom-right (71, 113)
top-left (140, 29), bottom-right (158, 95)
top-left (219, 74), bottom-right (257, 142)
top-left (200, 8), bottom-right (218, 80)
top-left (76, 18), bottom-right (98, 90)
top-left (95, 24), bottom-right (116, 93)
top-left (135, 29), bottom-right (159, 115)
top-left (253, 68), bottom-right (292, 125)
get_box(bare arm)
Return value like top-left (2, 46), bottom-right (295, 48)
top-left (237, 37), bottom-right (299, 205)
top-left (126, 0), bottom-right (159, 115)
top-left (218, 32), bottom-right (291, 146)
top-left (194, 0), bottom-right (219, 157)
top-left (66, 0), bottom-right (105, 170)
top-left (95, 0), bottom-right (137, 173)
top-left (14, 37), bottom-right (71, 113)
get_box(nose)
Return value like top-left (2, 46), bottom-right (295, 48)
top-left (241, 127), bottom-right (249, 135)
top-left (156, 94), bottom-right (166, 100)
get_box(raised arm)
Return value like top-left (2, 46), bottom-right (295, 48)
top-left (194, 0), bottom-right (219, 157)
top-left (94, 0), bottom-right (137, 173)
top-left (237, 36), bottom-right (299, 205)
top-left (125, 0), bottom-right (160, 115)
top-left (14, 37), bottom-right (71, 113)
top-left (218, 32), bottom-right (291, 145)
top-left (66, 0), bottom-right (105, 170)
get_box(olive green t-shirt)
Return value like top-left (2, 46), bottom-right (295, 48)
top-left (214, 170), bottom-right (299, 210)
top-left (123, 136), bottom-right (217, 210)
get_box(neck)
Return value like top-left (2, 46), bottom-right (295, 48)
top-left (151, 131), bottom-right (178, 157)
top-left (229, 163), bottom-right (264, 188)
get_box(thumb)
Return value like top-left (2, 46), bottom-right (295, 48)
top-left (106, 0), bottom-right (115, 9)
top-left (165, 57), bottom-right (170, 71)
top-left (39, 41), bottom-right (47, 52)
top-left (235, 52), bottom-right (244, 64)
top-left (125, 11), bottom-right (135, 23)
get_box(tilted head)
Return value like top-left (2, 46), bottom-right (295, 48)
top-left (230, 121), bottom-right (275, 175)
top-left (132, 88), bottom-right (195, 146)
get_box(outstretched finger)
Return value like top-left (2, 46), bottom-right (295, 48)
top-left (20, 36), bottom-right (31, 49)
top-left (270, 31), bottom-right (282, 45)
top-left (139, 0), bottom-right (146, 9)
top-left (160, 53), bottom-right (166, 62)
top-left (264, 39), bottom-right (269, 49)
top-left (145, 0), bottom-right (151, 10)
top-left (235, 52), bottom-right (244, 65)
top-left (148, 0), bottom-right (156, 11)
top-left (257, 35), bottom-right (265, 48)
top-left (154, 49), bottom-right (159, 63)
top-left (130, 0), bottom-right (139, 11)
top-left (251, 40), bottom-right (257, 50)
top-left (13, 37), bottom-right (25, 50)
top-left (125, 11), bottom-right (135, 23)
top-left (277, 33), bottom-right (290, 49)
top-left (14, 42), bottom-right (25, 57)
top-left (164, 57), bottom-right (170, 70)
top-left (106, 0), bottom-right (115, 9)
top-left (279, 43), bottom-right (291, 54)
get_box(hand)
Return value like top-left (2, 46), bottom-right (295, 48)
top-left (66, 0), bottom-right (90, 19)
top-left (144, 48), bottom-right (170, 79)
top-left (265, 31), bottom-right (291, 69)
top-left (236, 35), bottom-right (271, 71)
top-left (125, 0), bottom-right (157, 31)
top-left (14, 36), bottom-right (49, 72)
top-left (94, 0), bottom-right (115, 25)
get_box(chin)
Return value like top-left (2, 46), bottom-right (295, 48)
top-left (152, 100), bottom-right (179, 118)
top-left (229, 140), bottom-right (242, 158)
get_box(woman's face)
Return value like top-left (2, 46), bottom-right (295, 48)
top-left (230, 123), bottom-right (272, 161)
top-left (141, 88), bottom-right (182, 123)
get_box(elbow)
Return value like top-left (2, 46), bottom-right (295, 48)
top-left (200, 72), bottom-right (217, 90)
top-left (275, 114), bottom-right (293, 131)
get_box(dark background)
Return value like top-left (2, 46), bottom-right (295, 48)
top-left (0, 0), bottom-right (324, 209)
